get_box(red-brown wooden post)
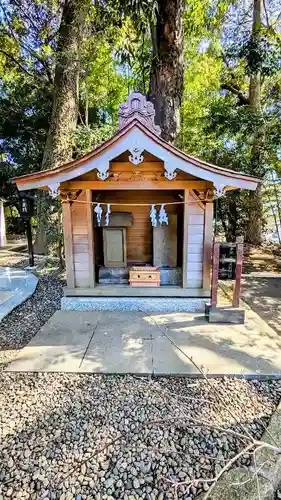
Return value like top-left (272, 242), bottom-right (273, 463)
top-left (232, 236), bottom-right (244, 308)
top-left (211, 241), bottom-right (220, 307)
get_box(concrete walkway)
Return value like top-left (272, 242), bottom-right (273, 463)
top-left (6, 307), bottom-right (281, 376)
top-left (0, 267), bottom-right (38, 321)
top-left (241, 275), bottom-right (281, 335)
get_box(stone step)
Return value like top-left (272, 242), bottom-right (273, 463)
top-left (61, 296), bottom-right (208, 313)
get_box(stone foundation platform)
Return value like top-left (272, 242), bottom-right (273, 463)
top-left (205, 304), bottom-right (245, 324)
top-left (98, 266), bottom-right (182, 285)
top-left (98, 267), bottom-right (128, 284)
top-left (160, 268), bottom-right (182, 285)
top-left (61, 296), bottom-right (208, 313)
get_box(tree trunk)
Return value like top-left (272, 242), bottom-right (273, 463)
top-left (33, 193), bottom-right (47, 254)
top-left (34, 0), bottom-right (89, 254)
top-left (148, 0), bottom-right (185, 143)
top-left (42, 0), bottom-right (89, 169)
top-left (249, 0), bottom-right (262, 111)
top-left (271, 170), bottom-right (281, 233)
top-left (245, 0), bottom-right (264, 245)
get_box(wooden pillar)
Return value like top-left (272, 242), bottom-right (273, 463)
top-left (86, 189), bottom-right (95, 287)
top-left (182, 189), bottom-right (189, 288)
top-left (211, 241), bottom-right (220, 307)
top-left (62, 200), bottom-right (75, 288)
top-left (232, 236), bottom-right (243, 307)
top-left (202, 202), bottom-right (213, 291)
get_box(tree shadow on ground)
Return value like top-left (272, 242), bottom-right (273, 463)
top-left (1, 371), bottom-right (280, 499)
top-left (242, 277), bottom-right (281, 336)
top-left (4, 309), bottom-right (281, 377)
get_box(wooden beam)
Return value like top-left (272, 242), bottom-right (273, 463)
top-left (182, 189), bottom-right (189, 288)
top-left (190, 189), bottom-right (205, 210)
top-left (60, 189), bottom-right (82, 201)
top-left (61, 180), bottom-right (211, 191)
top-left (110, 161), bottom-right (164, 170)
top-left (202, 202), bottom-right (214, 290)
top-left (86, 189), bottom-right (95, 287)
top-left (62, 201), bottom-right (75, 288)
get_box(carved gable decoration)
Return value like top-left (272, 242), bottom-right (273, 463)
top-left (118, 92), bottom-right (161, 136)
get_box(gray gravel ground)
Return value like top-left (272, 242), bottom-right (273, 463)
top-left (1, 260), bottom-right (281, 499)
top-left (1, 373), bottom-right (281, 499)
top-left (0, 274), bottom-right (64, 368)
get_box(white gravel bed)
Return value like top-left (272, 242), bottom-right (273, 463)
top-left (0, 275), bottom-right (64, 368)
top-left (1, 373), bottom-right (281, 499)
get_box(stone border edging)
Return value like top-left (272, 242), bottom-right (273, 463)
top-left (0, 267), bottom-right (38, 322)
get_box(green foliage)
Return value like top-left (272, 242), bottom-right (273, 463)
top-left (82, 33), bottom-right (129, 122)
top-left (179, 0), bottom-right (281, 241)
top-left (1, 0), bottom-right (281, 244)
top-left (180, 50), bottom-right (222, 154)
top-left (45, 202), bottom-right (63, 255)
top-left (239, 33), bottom-right (281, 76)
top-left (74, 124), bottom-right (115, 157)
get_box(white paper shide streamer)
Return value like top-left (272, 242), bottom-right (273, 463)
top-left (150, 204), bottom-right (157, 227)
top-left (93, 201), bottom-right (169, 227)
top-left (94, 203), bottom-right (103, 226)
top-left (105, 203), bottom-right (111, 226)
top-left (159, 204), bottom-right (168, 225)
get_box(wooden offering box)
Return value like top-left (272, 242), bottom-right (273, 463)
top-left (129, 267), bottom-right (160, 287)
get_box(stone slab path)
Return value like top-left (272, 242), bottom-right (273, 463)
top-left (0, 290), bottom-right (16, 304)
top-left (0, 267), bottom-right (38, 322)
top-left (6, 308), bottom-right (281, 376)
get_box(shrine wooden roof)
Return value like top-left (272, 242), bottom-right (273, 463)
top-left (14, 93), bottom-right (260, 194)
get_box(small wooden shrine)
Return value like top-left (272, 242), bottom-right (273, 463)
top-left (14, 92), bottom-right (260, 306)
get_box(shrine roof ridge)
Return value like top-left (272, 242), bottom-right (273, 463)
top-left (14, 117), bottom-right (261, 187)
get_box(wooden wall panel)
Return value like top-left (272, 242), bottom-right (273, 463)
top-left (86, 189), bottom-right (95, 287)
top-left (184, 195), bottom-right (205, 289)
top-left (71, 191), bottom-right (91, 288)
top-left (62, 201), bottom-right (74, 288)
top-left (202, 202), bottom-right (214, 290)
top-left (188, 204), bottom-right (204, 215)
top-left (182, 189), bottom-right (189, 288)
top-left (188, 252), bottom-right (203, 263)
top-left (187, 261), bottom-right (203, 272)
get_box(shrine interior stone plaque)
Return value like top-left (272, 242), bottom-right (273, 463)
top-left (103, 228), bottom-right (127, 268)
top-left (94, 212), bottom-right (133, 227)
top-left (153, 215), bottom-right (177, 268)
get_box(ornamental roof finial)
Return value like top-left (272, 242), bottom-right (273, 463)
top-left (118, 92), bottom-right (161, 136)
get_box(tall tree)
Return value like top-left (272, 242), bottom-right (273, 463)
top-left (34, 0), bottom-right (90, 253)
top-left (245, 0), bottom-right (264, 244)
top-left (115, 0), bottom-right (186, 143)
top-left (0, 0), bottom-right (57, 235)
top-left (42, 0), bottom-right (90, 170)
top-left (202, 0), bottom-right (281, 243)
top-left (148, 0), bottom-right (185, 143)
